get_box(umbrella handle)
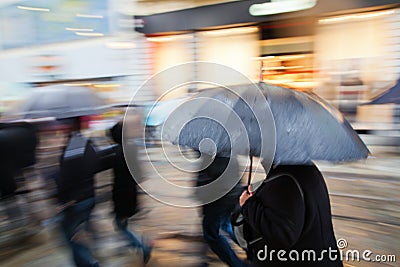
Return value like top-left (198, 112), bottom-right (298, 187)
top-left (247, 156), bottom-right (253, 193)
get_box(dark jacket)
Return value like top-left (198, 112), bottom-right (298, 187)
top-left (0, 165), bottom-right (16, 198)
top-left (241, 165), bottom-right (343, 267)
top-left (0, 122), bottom-right (37, 198)
top-left (57, 133), bottom-right (97, 204)
top-left (196, 155), bottom-right (243, 207)
top-left (0, 122), bottom-right (37, 170)
top-left (112, 144), bottom-right (138, 219)
top-left (109, 121), bottom-right (142, 218)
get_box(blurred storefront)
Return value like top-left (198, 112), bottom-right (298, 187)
top-left (134, 0), bottom-right (400, 109)
top-left (144, 27), bottom-right (260, 98)
top-left (314, 9), bottom-right (400, 118)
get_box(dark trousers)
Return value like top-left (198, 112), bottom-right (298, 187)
top-left (114, 216), bottom-right (151, 262)
top-left (61, 198), bottom-right (99, 267)
top-left (202, 198), bottom-right (246, 267)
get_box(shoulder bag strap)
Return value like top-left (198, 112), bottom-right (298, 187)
top-left (265, 173), bottom-right (304, 201)
top-left (247, 173), bottom-right (305, 246)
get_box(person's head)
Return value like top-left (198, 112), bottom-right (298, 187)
top-left (110, 121), bottom-right (123, 144)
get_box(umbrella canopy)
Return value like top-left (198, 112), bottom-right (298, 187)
top-left (259, 82), bottom-right (368, 164)
top-left (8, 85), bottom-right (108, 119)
top-left (162, 83), bottom-right (274, 160)
top-left (162, 82), bottom-right (369, 164)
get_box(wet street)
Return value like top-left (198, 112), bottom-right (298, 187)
top-left (0, 143), bottom-right (399, 267)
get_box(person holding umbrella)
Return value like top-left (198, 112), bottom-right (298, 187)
top-left (162, 81), bottom-right (368, 267)
top-left (239, 163), bottom-right (343, 267)
top-left (3, 84), bottom-right (108, 267)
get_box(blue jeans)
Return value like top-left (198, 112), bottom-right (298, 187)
top-left (202, 199), bottom-right (246, 267)
top-left (61, 198), bottom-right (99, 267)
top-left (115, 217), bottom-right (151, 262)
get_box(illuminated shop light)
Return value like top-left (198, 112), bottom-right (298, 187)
top-left (17, 5), bottom-right (50, 12)
top-left (75, 32), bottom-right (104, 37)
top-left (278, 54), bottom-right (307, 60)
top-left (249, 0), bottom-right (317, 16)
top-left (147, 34), bottom-right (193, 42)
top-left (76, 13), bottom-right (103, 19)
top-left (319, 10), bottom-right (395, 24)
top-left (202, 27), bottom-right (258, 36)
top-left (147, 37), bottom-right (172, 42)
top-left (65, 27), bottom-right (94, 32)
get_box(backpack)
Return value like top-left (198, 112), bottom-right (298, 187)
top-left (56, 133), bottom-right (98, 204)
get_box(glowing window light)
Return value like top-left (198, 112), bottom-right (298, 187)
top-left (319, 10), bottom-right (395, 24)
top-left (76, 13), bottom-right (103, 19)
top-left (75, 32), bottom-right (104, 37)
top-left (147, 37), bottom-right (173, 42)
top-left (65, 27), bottom-right (94, 32)
top-left (202, 27), bottom-right (258, 36)
top-left (17, 5), bottom-right (50, 12)
top-left (249, 0), bottom-right (317, 16)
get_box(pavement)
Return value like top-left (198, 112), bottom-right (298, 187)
top-left (0, 143), bottom-right (399, 267)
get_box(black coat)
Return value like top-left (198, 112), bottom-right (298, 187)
top-left (0, 122), bottom-right (37, 170)
top-left (109, 121), bottom-right (142, 219)
top-left (241, 165), bottom-right (343, 267)
top-left (0, 164), bottom-right (16, 198)
top-left (57, 133), bottom-right (97, 204)
top-left (0, 122), bottom-right (37, 197)
top-left (112, 144), bottom-right (138, 219)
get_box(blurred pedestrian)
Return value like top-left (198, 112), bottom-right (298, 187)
top-left (55, 118), bottom-right (99, 267)
top-left (109, 121), bottom-right (152, 264)
top-left (196, 153), bottom-right (248, 267)
top-left (239, 164), bottom-right (343, 267)
top-left (0, 122), bottom-right (37, 221)
top-left (0, 163), bottom-right (21, 220)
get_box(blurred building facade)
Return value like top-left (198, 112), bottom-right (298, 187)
top-left (134, 0), bottom-right (400, 122)
top-left (0, 0), bottom-right (157, 105)
top-left (0, 0), bottom-right (241, 106)
top-left (1, 0), bottom-right (400, 112)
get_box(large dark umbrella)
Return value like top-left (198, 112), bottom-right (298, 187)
top-left (162, 82), bottom-right (369, 165)
top-left (9, 85), bottom-right (108, 119)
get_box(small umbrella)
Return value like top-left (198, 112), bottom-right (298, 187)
top-left (8, 85), bottom-right (108, 119)
top-left (144, 97), bottom-right (189, 127)
top-left (162, 82), bottom-right (369, 165)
